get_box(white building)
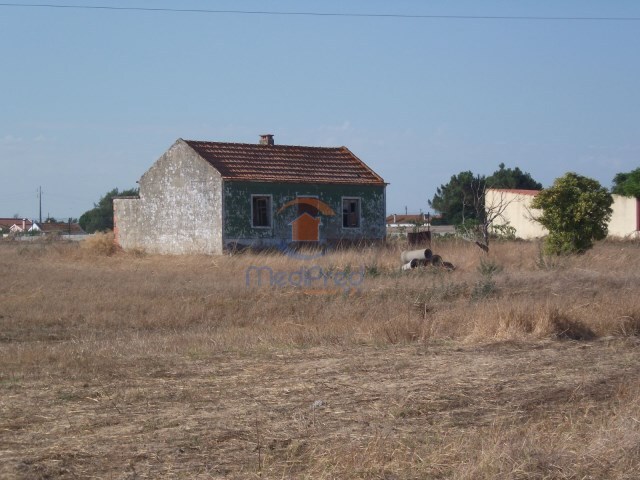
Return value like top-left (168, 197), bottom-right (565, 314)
top-left (608, 195), bottom-right (640, 237)
top-left (486, 189), bottom-right (640, 240)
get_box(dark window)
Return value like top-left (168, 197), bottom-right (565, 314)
top-left (342, 198), bottom-right (361, 228)
top-left (252, 196), bottom-right (271, 227)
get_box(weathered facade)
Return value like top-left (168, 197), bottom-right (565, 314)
top-left (114, 140), bottom-right (224, 254)
top-left (114, 136), bottom-right (386, 254)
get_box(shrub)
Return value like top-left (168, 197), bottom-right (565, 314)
top-left (81, 231), bottom-right (117, 256)
top-left (531, 173), bottom-right (613, 254)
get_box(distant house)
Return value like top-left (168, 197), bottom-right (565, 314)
top-left (35, 221), bottom-right (85, 236)
top-left (385, 213), bottom-right (430, 228)
top-left (486, 188), bottom-right (640, 239)
top-left (114, 135), bottom-right (387, 254)
top-left (0, 218), bottom-right (85, 237)
top-left (0, 218), bottom-right (34, 234)
top-left (385, 213), bottom-right (454, 237)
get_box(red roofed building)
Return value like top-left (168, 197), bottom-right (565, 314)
top-left (36, 221), bottom-right (85, 236)
top-left (0, 218), bottom-right (33, 234)
top-left (114, 135), bottom-right (387, 254)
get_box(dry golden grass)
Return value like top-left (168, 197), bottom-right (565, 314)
top-left (1, 237), bottom-right (639, 478)
top-left (79, 231), bottom-right (118, 256)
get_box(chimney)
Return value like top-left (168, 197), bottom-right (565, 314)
top-left (259, 134), bottom-right (274, 146)
top-left (22, 218), bottom-right (26, 231)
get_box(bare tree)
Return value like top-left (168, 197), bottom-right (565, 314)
top-left (456, 183), bottom-right (515, 253)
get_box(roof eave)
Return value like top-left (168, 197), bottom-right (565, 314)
top-left (221, 177), bottom-right (386, 186)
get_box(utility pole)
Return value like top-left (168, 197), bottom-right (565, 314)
top-left (38, 186), bottom-right (42, 224)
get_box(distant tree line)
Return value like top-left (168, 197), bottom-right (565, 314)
top-left (79, 187), bottom-right (138, 234)
top-left (611, 167), bottom-right (640, 198)
top-left (429, 163), bottom-right (542, 226)
top-left (430, 164), bottom-right (638, 255)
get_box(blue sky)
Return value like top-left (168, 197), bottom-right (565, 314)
top-left (1, 0), bottom-right (639, 219)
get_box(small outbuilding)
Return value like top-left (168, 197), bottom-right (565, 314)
top-left (114, 135), bottom-right (387, 254)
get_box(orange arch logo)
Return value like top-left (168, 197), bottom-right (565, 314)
top-left (277, 197), bottom-right (335, 242)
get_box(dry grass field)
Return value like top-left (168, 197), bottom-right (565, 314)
top-left (1, 236), bottom-right (639, 479)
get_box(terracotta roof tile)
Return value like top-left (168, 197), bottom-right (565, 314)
top-left (0, 218), bottom-right (33, 229)
top-left (184, 140), bottom-right (385, 186)
top-left (38, 222), bottom-right (85, 234)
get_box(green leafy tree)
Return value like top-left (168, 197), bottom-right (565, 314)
top-left (429, 171), bottom-right (484, 225)
top-left (612, 167), bottom-right (640, 198)
top-left (79, 187), bottom-right (138, 233)
top-left (430, 164), bottom-right (542, 225)
top-left (430, 164), bottom-right (542, 251)
top-left (531, 172), bottom-right (613, 254)
top-left (486, 163), bottom-right (542, 190)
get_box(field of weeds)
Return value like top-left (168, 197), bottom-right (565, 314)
top-left (1, 236), bottom-right (639, 479)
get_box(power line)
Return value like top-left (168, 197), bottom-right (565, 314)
top-left (1, 3), bottom-right (640, 21)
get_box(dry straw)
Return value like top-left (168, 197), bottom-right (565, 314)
top-left (1, 237), bottom-right (639, 478)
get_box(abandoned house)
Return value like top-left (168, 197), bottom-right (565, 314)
top-left (114, 135), bottom-right (387, 254)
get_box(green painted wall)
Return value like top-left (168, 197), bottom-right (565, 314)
top-left (223, 181), bottom-right (386, 246)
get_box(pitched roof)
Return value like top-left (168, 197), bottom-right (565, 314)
top-left (0, 218), bottom-right (32, 230)
top-left (183, 140), bottom-right (385, 186)
top-left (37, 222), bottom-right (85, 234)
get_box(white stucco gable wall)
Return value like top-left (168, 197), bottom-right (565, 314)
top-left (114, 139), bottom-right (224, 254)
